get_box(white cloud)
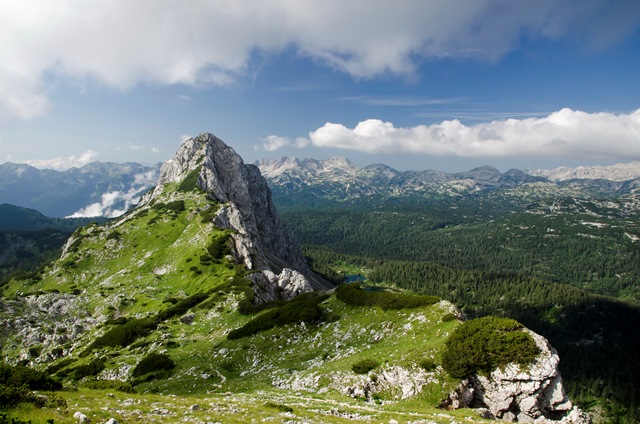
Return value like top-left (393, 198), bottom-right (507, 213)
top-left (26, 150), bottom-right (98, 170)
top-left (68, 171), bottom-right (158, 217)
top-left (180, 134), bottom-right (192, 143)
top-left (272, 109), bottom-right (640, 161)
top-left (261, 135), bottom-right (291, 151)
top-left (1, 0), bottom-right (638, 120)
top-left (259, 135), bottom-right (310, 151)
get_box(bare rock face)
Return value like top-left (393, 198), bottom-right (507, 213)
top-left (148, 133), bottom-right (331, 300)
top-left (442, 330), bottom-right (590, 423)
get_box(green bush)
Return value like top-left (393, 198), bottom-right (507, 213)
top-left (419, 359), bottom-right (437, 371)
top-left (88, 317), bottom-right (157, 350)
top-left (82, 380), bottom-right (136, 393)
top-left (106, 230), bottom-right (121, 241)
top-left (441, 313), bottom-right (457, 322)
top-left (72, 358), bottom-right (105, 379)
top-left (166, 200), bottom-right (185, 212)
top-left (352, 359), bottom-right (380, 374)
top-left (228, 294), bottom-right (329, 339)
top-left (0, 363), bottom-right (62, 407)
top-left (336, 283), bottom-right (439, 310)
top-left (264, 401), bottom-right (293, 413)
top-left (105, 316), bottom-right (128, 325)
top-left (207, 233), bottom-right (231, 259)
top-left (442, 316), bottom-right (540, 378)
top-left (199, 205), bottom-right (219, 223)
top-left (132, 353), bottom-right (175, 378)
top-left (156, 292), bottom-right (208, 321)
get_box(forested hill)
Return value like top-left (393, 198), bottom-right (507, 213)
top-left (271, 181), bottom-right (640, 421)
top-left (0, 204), bottom-right (106, 285)
top-left (0, 203), bottom-right (105, 231)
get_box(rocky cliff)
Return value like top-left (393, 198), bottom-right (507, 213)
top-left (442, 329), bottom-right (590, 423)
top-left (144, 133), bottom-right (331, 299)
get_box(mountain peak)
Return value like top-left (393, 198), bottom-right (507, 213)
top-left (146, 133), bottom-right (331, 298)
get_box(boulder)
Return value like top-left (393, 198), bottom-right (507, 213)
top-left (442, 330), bottom-right (590, 423)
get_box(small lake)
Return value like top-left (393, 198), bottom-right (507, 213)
top-left (344, 274), bottom-right (365, 283)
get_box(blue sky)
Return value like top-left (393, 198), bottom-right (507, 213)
top-left (1, 1), bottom-right (640, 172)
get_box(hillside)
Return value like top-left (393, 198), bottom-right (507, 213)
top-left (0, 135), bottom-right (586, 423)
top-left (0, 204), bottom-right (108, 285)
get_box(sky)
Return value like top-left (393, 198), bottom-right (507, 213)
top-left (1, 0), bottom-right (640, 172)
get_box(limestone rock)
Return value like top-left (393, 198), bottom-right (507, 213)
top-left (144, 133), bottom-right (332, 301)
top-left (442, 329), bottom-right (590, 423)
top-left (73, 411), bottom-right (90, 423)
top-left (249, 269), bottom-right (314, 303)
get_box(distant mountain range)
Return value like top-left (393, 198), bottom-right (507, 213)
top-left (2, 158), bottom-right (640, 217)
top-left (256, 157), bottom-right (640, 205)
top-left (0, 161), bottom-right (161, 217)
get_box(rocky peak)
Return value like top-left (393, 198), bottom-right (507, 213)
top-left (528, 161), bottom-right (640, 182)
top-left (319, 156), bottom-right (358, 174)
top-left (442, 329), bottom-right (590, 423)
top-left (254, 156), bottom-right (303, 177)
top-left (455, 165), bottom-right (502, 182)
top-left (149, 133), bottom-right (331, 299)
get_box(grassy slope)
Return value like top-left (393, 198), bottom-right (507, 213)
top-left (1, 182), bottom-right (476, 423)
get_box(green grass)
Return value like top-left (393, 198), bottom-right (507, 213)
top-left (0, 180), bottom-right (495, 423)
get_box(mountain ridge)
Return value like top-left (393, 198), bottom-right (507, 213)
top-left (256, 156), bottom-right (640, 204)
top-left (0, 161), bottom-right (161, 217)
top-left (0, 134), bottom-right (588, 423)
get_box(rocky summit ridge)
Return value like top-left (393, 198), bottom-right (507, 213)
top-left (143, 133), bottom-right (331, 299)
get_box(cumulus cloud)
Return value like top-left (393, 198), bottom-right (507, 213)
top-left (270, 109), bottom-right (640, 161)
top-left (26, 150), bottom-right (98, 170)
top-left (258, 135), bottom-right (309, 151)
top-left (68, 171), bottom-right (158, 218)
top-left (1, 0), bottom-right (638, 120)
top-left (261, 135), bottom-right (292, 151)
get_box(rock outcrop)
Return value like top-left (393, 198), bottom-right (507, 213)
top-left (145, 133), bottom-right (331, 300)
top-left (442, 329), bottom-right (590, 423)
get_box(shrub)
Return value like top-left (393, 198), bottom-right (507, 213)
top-left (132, 353), bottom-right (175, 378)
top-left (72, 358), bottom-right (105, 379)
top-left (442, 316), bottom-right (540, 378)
top-left (166, 200), bottom-right (186, 212)
top-left (352, 359), bottom-right (380, 374)
top-left (441, 313), bottom-right (457, 322)
top-left (0, 363), bottom-right (62, 391)
top-left (105, 316), bottom-right (128, 325)
top-left (264, 401), bottom-right (293, 413)
top-left (207, 233), bottom-right (231, 259)
top-left (106, 230), bottom-right (121, 241)
top-left (88, 294), bottom-right (209, 352)
top-left (228, 294), bottom-right (329, 339)
top-left (419, 359), bottom-right (437, 371)
top-left (46, 358), bottom-right (74, 375)
top-left (199, 205), bottom-right (219, 223)
top-left (336, 283), bottom-right (439, 310)
top-left (82, 380), bottom-right (136, 393)
top-left (156, 292), bottom-right (208, 321)
top-left (88, 317), bottom-right (157, 350)
top-left (0, 362), bottom-right (62, 408)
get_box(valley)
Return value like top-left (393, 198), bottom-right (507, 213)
top-left (1, 137), bottom-right (637, 423)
